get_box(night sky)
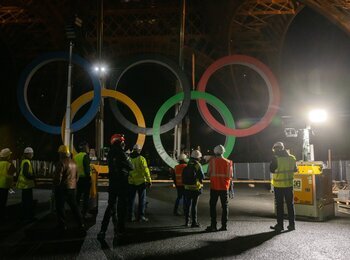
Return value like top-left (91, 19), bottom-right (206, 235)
top-left (1, 6), bottom-right (350, 164)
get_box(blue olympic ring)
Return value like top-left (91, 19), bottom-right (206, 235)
top-left (17, 52), bottom-right (101, 135)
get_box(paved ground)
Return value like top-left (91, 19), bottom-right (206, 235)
top-left (1, 183), bottom-right (350, 259)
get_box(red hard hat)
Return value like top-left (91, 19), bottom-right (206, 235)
top-left (110, 134), bottom-right (125, 144)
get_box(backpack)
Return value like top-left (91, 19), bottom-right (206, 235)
top-left (182, 163), bottom-right (197, 185)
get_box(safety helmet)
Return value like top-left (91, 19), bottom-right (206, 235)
top-left (58, 145), bottom-right (70, 156)
top-left (272, 142), bottom-right (285, 152)
top-left (110, 134), bottom-right (125, 145)
top-left (214, 145), bottom-right (225, 155)
top-left (178, 153), bottom-right (187, 161)
top-left (0, 148), bottom-right (12, 158)
top-left (133, 144), bottom-right (142, 152)
top-left (191, 149), bottom-right (202, 159)
top-left (24, 147), bottom-right (34, 154)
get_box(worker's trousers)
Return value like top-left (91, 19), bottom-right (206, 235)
top-left (128, 183), bottom-right (147, 219)
top-left (55, 188), bottom-right (83, 228)
top-left (274, 186), bottom-right (295, 227)
top-left (76, 177), bottom-right (91, 216)
top-left (100, 186), bottom-right (128, 233)
top-left (174, 186), bottom-right (185, 214)
top-left (184, 189), bottom-right (201, 224)
top-left (209, 189), bottom-right (228, 227)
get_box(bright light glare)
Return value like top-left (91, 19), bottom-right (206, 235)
top-left (308, 109), bottom-right (328, 123)
top-left (93, 64), bottom-right (108, 74)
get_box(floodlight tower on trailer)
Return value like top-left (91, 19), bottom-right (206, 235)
top-left (283, 109), bottom-right (334, 221)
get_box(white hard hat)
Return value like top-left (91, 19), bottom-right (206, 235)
top-left (191, 149), bottom-right (202, 159)
top-left (0, 148), bottom-right (12, 158)
top-left (272, 142), bottom-right (284, 152)
top-left (178, 153), bottom-right (187, 161)
top-left (214, 145), bottom-right (225, 155)
top-left (133, 144), bottom-right (142, 152)
top-left (24, 147), bottom-right (34, 154)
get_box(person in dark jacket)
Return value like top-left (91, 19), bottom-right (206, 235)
top-left (74, 141), bottom-right (91, 219)
top-left (182, 149), bottom-right (205, 228)
top-left (53, 145), bottom-right (84, 231)
top-left (97, 134), bottom-right (134, 240)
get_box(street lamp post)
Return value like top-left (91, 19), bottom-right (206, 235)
top-left (63, 16), bottom-right (82, 151)
top-left (64, 41), bottom-right (74, 150)
top-left (94, 64), bottom-right (107, 160)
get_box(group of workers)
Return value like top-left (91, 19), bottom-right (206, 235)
top-left (0, 134), bottom-right (297, 240)
top-left (0, 147), bottom-right (36, 222)
top-left (172, 145), bottom-right (234, 231)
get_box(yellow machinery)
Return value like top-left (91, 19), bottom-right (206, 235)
top-left (293, 161), bottom-right (334, 220)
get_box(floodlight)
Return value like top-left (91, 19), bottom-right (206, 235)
top-left (308, 109), bottom-right (327, 123)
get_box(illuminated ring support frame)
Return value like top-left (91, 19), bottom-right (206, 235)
top-left (197, 55), bottom-right (280, 137)
top-left (153, 91), bottom-right (236, 170)
top-left (110, 55), bottom-right (191, 135)
top-left (17, 52), bottom-right (101, 135)
top-left (61, 88), bottom-right (146, 155)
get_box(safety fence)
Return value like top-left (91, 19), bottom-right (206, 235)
top-left (11, 160), bottom-right (350, 182)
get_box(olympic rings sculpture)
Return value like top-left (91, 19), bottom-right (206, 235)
top-left (17, 52), bottom-right (101, 135)
top-left (18, 52), bottom-right (280, 168)
top-left (153, 90), bottom-right (236, 171)
top-left (109, 55), bottom-right (191, 135)
top-left (61, 88), bottom-right (146, 155)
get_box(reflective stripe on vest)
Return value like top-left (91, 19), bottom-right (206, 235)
top-left (174, 164), bottom-right (186, 186)
top-left (208, 157), bottom-right (232, 190)
top-left (0, 161), bottom-right (12, 188)
top-left (74, 152), bottom-right (87, 177)
top-left (17, 159), bottom-right (34, 189)
top-left (184, 181), bottom-right (203, 191)
top-left (271, 156), bottom-right (296, 188)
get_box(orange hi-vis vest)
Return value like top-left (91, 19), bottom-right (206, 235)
top-left (174, 163), bottom-right (186, 186)
top-left (208, 157), bottom-right (233, 190)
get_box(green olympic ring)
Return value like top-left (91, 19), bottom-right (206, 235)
top-left (152, 90), bottom-right (236, 171)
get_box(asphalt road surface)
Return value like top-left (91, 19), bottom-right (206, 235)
top-left (1, 184), bottom-right (350, 259)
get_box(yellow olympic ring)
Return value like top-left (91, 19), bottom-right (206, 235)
top-left (61, 88), bottom-right (146, 155)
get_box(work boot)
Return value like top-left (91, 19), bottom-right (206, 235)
top-left (139, 216), bottom-right (149, 222)
top-left (183, 221), bottom-right (190, 227)
top-left (205, 225), bottom-right (218, 232)
top-left (97, 231), bottom-right (106, 240)
top-left (270, 224), bottom-right (283, 232)
top-left (191, 222), bottom-right (200, 228)
top-left (287, 225), bottom-right (295, 231)
top-left (218, 226), bottom-right (227, 231)
top-left (173, 210), bottom-right (181, 216)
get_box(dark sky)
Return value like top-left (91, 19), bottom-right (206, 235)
top-left (1, 6), bottom-right (350, 163)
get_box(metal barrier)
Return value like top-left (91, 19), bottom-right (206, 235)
top-left (14, 160), bottom-right (350, 182)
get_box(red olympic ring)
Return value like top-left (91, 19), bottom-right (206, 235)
top-left (197, 55), bottom-right (280, 137)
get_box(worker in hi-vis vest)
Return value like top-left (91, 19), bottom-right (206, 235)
top-left (128, 144), bottom-right (152, 222)
top-left (17, 147), bottom-right (36, 222)
top-left (172, 153), bottom-right (187, 216)
top-left (270, 142), bottom-right (297, 232)
top-left (205, 145), bottom-right (233, 232)
top-left (0, 148), bottom-right (16, 218)
top-left (74, 141), bottom-right (91, 219)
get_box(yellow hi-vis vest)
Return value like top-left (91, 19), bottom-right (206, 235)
top-left (271, 155), bottom-right (296, 188)
top-left (17, 159), bottom-right (34, 189)
top-left (74, 152), bottom-right (89, 177)
top-left (128, 155), bottom-right (151, 186)
top-left (0, 161), bottom-right (13, 189)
